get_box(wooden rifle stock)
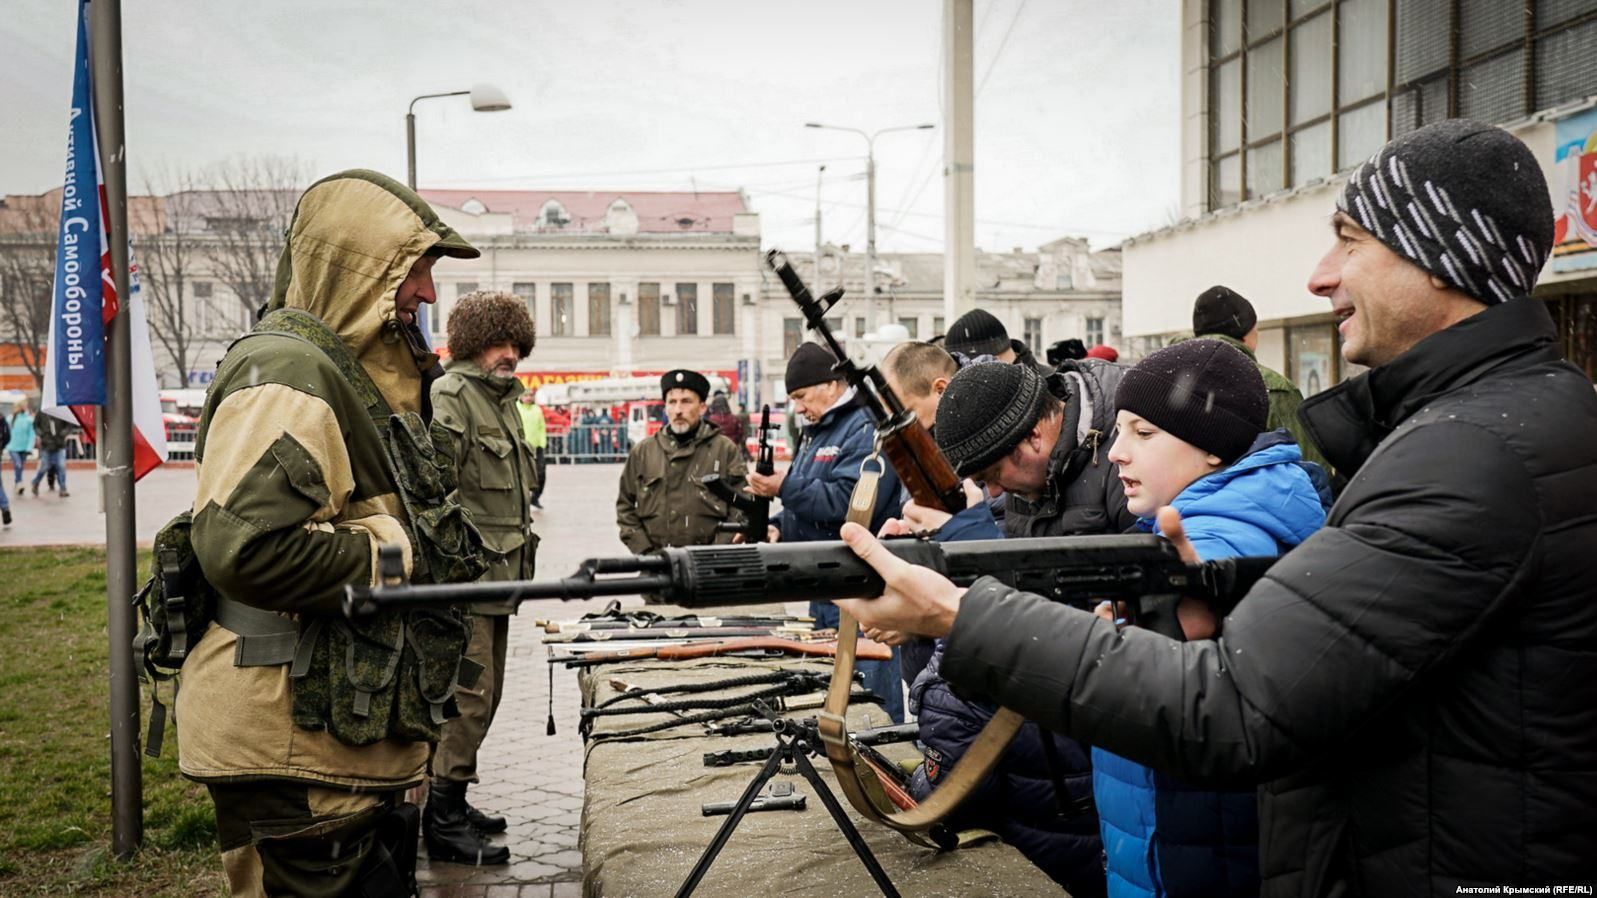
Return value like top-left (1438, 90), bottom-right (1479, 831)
top-left (877, 414), bottom-right (967, 513)
top-left (659, 636), bottom-right (892, 662)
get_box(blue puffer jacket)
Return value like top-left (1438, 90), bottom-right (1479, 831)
top-left (1095, 436), bottom-right (1327, 898)
top-left (772, 392), bottom-right (900, 543)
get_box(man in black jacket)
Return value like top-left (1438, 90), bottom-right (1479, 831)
top-left (834, 120), bottom-right (1597, 895)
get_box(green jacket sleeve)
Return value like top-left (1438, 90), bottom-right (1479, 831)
top-left (615, 449), bottom-right (654, 554)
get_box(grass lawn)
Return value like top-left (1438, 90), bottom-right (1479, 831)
top-left (0, 547), bottom-right (226, 897)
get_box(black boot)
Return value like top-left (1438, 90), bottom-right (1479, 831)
top-left (463, 785), bottom-right (507, 835)
top-left (423, 780), bottom-right (510, 866)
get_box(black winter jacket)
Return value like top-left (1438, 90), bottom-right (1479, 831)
top-left (1004, 359), bottom-right (1136, 538)
top-left (940, 298), bottom-right (1597, 896)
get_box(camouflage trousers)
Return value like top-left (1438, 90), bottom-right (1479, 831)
top-left (208, 782), bottom-right (414, 897)
top-left (431, 613), bottom-right (509, 783)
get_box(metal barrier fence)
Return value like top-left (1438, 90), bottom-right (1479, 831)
top-left (547, 424), bottom-right (632, 464)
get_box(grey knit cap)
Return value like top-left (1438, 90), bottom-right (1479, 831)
top-left (1338, 119), bottom-right (1554, 304)
top-left (934, 362), bottom-right (1049, 476)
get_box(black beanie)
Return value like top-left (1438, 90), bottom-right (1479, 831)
top-left (784, 342), bottom-right (840, 392)
top-left (1192, 286), bottom-right (1258, 340)
top-left (1046, 338), bottom-right (1088, 366)
top-left (944, 309), bottom-right (1010, 357)
top-left (1114, 341), bottom-right (1267, 464)
top-left (661, 368), bottom-right (711, 401)
top-left (1338, 119), bottom-right (1554, 305)
top-left (934, 362), bottom-right (1049, 476)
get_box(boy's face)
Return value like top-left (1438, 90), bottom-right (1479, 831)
top-left (1107, 410), bottom-right (1223, 519)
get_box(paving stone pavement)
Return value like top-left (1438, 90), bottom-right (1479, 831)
top-left (417, 463), bottom-right (638, 896)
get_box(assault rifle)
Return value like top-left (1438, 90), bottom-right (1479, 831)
top-left (703, 404), bottom-right (774, 543)
top-left (344, 535), bottom-right (1272, 637)
top-left (766, 249), bottom-right (968, 514)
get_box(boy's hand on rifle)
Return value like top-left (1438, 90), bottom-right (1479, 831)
top-left (835, 522), bottom-right (964, 639)
top-left (747, 469), bottom-right (785, 497)
top-left (1156, 505), bottom-right (1200, 563)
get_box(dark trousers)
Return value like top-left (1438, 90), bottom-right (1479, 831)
top-left (531, 447), bottom-right (547, 502)
top-left (208, 782), bottom-right (411, 897)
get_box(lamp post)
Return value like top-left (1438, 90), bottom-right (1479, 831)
top-left (804, 121), bottom-right (933, 333)
top-left (406, 83), bottom-right (513, 190)
top-left (404, 84), bottom-right (511, 334)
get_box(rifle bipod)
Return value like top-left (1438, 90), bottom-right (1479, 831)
top-left (675, 706), bottom-right (901, 898)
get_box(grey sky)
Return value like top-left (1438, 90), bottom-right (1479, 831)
top-left (1, 0), bottom-right (1179, 253)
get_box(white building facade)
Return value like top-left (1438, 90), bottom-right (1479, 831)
top-left (1122, 0), bottom-right (1597, 395)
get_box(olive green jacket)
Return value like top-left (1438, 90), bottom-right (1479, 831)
top-left (1194, 333), bottom-right (1330, 470)
top-left (616, 421), bottom-right (748, 553)
top-left (433, 358), bottom-right (539, 612)
top-left (178, 170), bottom-right (476, 792)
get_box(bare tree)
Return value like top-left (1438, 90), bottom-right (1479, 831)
top-left (199, 155), bottom-right (308, 320)
top-left (0, 195), bottom-right (59, 389)
top-left (136, 169), bottom-right (217, 388)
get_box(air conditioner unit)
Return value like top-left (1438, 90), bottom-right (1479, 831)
top-left (662, 293), bottom-right (677, 306)
top-left (617, 291), bottom-right (631, 305)
top-left (741, 292), bottom-right (756, 306)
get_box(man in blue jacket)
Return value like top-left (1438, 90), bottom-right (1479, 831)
top-left (748, 341), bottom-right (905, 721)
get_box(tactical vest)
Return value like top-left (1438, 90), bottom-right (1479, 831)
top-left (134, 308), bottom-right (488, 754)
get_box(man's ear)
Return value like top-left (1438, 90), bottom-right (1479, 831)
top-left (1428, 273), bottom-right (1450, 290)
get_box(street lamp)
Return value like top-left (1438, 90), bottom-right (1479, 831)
top-left (405, 83), bottom-right (513, 190)
top-left (404, 84), bottom-right (511, 334)
top-left (805, 121), bottom-right (934, 332)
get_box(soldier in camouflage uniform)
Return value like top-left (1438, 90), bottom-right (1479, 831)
top-left (425, 291), bottom-right (539, 865)
top-left (615, 369), bottom-right (748, 560)
top-left (178, 170), bottom-right (486, 897)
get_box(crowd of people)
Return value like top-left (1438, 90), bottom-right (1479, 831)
top-left (158, 120), bottom-right (1594, 897)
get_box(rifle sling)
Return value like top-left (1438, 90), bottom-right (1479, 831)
top-left (817, 471), bottom-right (1026, 848)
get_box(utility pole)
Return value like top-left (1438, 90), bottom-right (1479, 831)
top-left (805, 122), bottom-right (934, 334)
top-left (814, 165), bottom-right (825, 287)
top-left (89, 0), bottom-right (143, 858)
top-left (944, 0), bottom-right (977, 323)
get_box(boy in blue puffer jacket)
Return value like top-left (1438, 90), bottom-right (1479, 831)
top-left (1094, 340), bottom-right (1328, 898)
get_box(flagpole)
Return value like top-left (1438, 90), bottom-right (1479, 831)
top-left (88, 0), bottom-right (143, 858)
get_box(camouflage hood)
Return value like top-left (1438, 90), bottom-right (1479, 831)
top-left (267, 169), bottom-right (477, 413)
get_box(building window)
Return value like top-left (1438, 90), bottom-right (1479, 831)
top-left (675, 283), bottom-right (698, 335)
top-left (854, 317), bottom-right (867, 339)
top-left (1023, 317), bottom-right (1043, 353)
top-left (513, 282), bottom-right (535, 321)
top-left (712, 282), bottom-right (735, 335)
top-left (1208, 0), bottom-right (1391, 210)
top-left (1086, 317), bottom-right (1105, 347)
top-left (933, 316), bottom-right (945, 337)
top-left (1391, 0), bottom-right (1597, 137)
top-left (193, 281), bottom-right (213, 299)
top-left (587, 283), bottom-right (611, 337)
top-left (637, 282), bottom-right (661, 336)
top-left (825, 317), bottom-right (843, 337)
top-left (551, 283), bottom-right (573, 337)
top-left (783, 318), bottom-right (803, 358)
top-left (897, 317), bottom-right (919, 339)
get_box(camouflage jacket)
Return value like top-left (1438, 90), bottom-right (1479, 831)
top-left (433, 358), bottom-right (539, 612)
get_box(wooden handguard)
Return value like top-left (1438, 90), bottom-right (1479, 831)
top-left (878, 414), bottom-right (968, 513)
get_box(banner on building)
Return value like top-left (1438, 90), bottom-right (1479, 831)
top-left (39, 0), bottom-right (168, 480)
top-left (1553, 105), bottom-right (1597, 274)
top-left (516, 369), bottom-right (740, 396)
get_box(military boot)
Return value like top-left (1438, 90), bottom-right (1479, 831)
top-left (424, 779), bottom-right (510, 866)
top-left (463, 784), bottom-right (507, 835)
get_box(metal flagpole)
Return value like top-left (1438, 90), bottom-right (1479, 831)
top-left (88, 0), bottom-right (144, 858)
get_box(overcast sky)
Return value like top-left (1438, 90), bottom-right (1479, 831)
top-left (1, 0), bottom-right (1180, 253)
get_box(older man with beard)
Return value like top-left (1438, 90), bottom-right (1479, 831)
top-left (615, 369), bottom-right (748, 567)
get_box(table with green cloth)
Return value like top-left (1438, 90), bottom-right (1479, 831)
top-left (573, 611), bottom-right (1069, 898)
